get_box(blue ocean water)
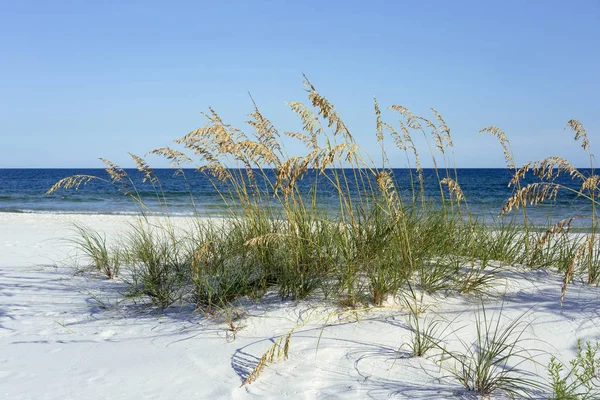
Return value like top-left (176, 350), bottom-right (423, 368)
top-left (0, 168), bottom-right (593, 226)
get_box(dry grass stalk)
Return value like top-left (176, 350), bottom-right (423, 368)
top-left (383, 122), bottom-right (405, 151)
top-left (148, 147), bottom-right (194, 169)
top-left (275, 148), bottom-right (324, 196)
top-left (374, 98), bottom-right (384, 144)
top-left (376, 170), bottom-right (402, 215)
top-left (199, 161), bottom-right (232, 183)
top-left (389, 105), bottom-right (423, 131)
top-left (320, 142), bottom-right (360, 172)
top-left (233, 140), bottom-right (280, 167)
top-left (247, 98), bottom-right (282, 156)
top-left (441, 177), bottom-right (465, 202)
top-left (532, 157), bottom-right (582, 181)
top-left (275, 156), bottom-right (305, 189)
top-left (509, 163), bottom-right (531, 187)
top-left (176, 109), bottom-right (245, 162)
top-left (561, 240), bottom-right (587, 305)
top-left (284, 130), bottom-right (314, 148)
top-left (99, 158), bottom-right (133, 195)
top-left (130, 153), bottom-right (158, 184)
top-left (587, 234), bottom-right (596, 284)
top-left (418, 115), bottom-right (445, 153)
top-left (566, 119), bottom-right (590, 152)
top-left (191, 241), bottom-right (215, 275)
top-left (581, 175), bottom-right (600, 194)
top-left (244, 233), bottom-right (285, 247)
top-left (431, 108), bottom-right (453, 147)
top-left (100, 158), bottom-right (128, 184)
top-left (535, 217), bottom-right (575, 249)
top-left (303, 75), bottom-right (353, 141)
top-left (242, 328), bottom-right (294, 386)
top-left (479, 126), bottom-right (515, 169)
top-left (501, 182), bottom-right (560, 216)
top-left (286, 101), bottom-right (322, 149)
top-left (46, 175), bottom-right (98, 194)
top-left (397, 120), bottom-right (424, 190)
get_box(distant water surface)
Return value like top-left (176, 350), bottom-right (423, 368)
top-left (0, 168), bottom-right (593, 227)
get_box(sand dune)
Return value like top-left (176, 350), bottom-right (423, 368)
top-left (2, 212), bottom-right (599, 399)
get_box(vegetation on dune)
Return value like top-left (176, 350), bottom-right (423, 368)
top-left (47, 77), bottom-right (599, 395)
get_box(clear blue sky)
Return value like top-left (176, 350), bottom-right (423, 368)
top-left (1, 0), bottom-right (598, 168)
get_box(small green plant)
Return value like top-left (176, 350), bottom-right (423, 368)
top-left (71, 224), bottom-right (121, 279)
top-left (548, 339), bottom-right (600, 399)
top-left (442, 304), bottom-right (542, 398)
top-left (403, 291), bottom-right (444, 358)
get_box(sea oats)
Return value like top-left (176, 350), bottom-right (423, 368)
top-left (580, 175), bottom-right (600, 193)
top-left (175, 126), bottom-right (221, 158)
top-left (389, 105), bottom-right (423, 131)
top-left (566, 119), bottom-right (590, 152)
top-left (275, 156), bottom-right (308, 196)
top-left (247, 98), bottom-right (282, 158)
top-left (99, 158), bottom-right (132, 195)
top-left (374, 98), bottom-right (383, 144)
top-left (509, 163), bottom-right (531, 187)
top-left (501, 182), bottom-right (560, 215)
top-left (242, 328), bottom-right (294, 386)
top-left (148, 147), bottom-right (194, 169)
top-left (284, 130), bottom-right (314, 148)
top-left (376, 170), bottom-right (399, 208)
top-left (478, 126), bottom-right (515, 169)
top-left (398, 121), bottom-right (424, 189)
top-left (535, 217), bottom-right (575, 249)
top-left (303, 75), bottom-right (353, 141)
top-left (244, 233), bottom-right (285, 247)
top-left (441, 177), bottom-right (465, 202)
top-left (275, 147), bottom-right (326, 195)
top-left (234, 140), bottom-right (280, 167)
top-left (45, 175), bottom-right (98, 194)
top-left (199, 161), bottom-right (232, 183)
top-left (431, 108), bottom-right (453, 148)
top-left (586, 234), bottom-right (597, 284)
top-left (100, 158), bottom-right (127, 184)
top-left (383, 122), bottom-right (406, 151)
top-left (561, 240), bottom-right (587, 305)
top-left (243, 347), bottom-right (270, 386)
top-left (129, 153), bottom-right (158, 184)
top-left (191, 242), bottom-right (216, 277)
top-left (532, 157), bottom-right (582, 181)
top-left (319, 142), bottom-right (359, 172)
top-left (418, 115), bottom-right (444, 153)
top-left (286, 101), bottom-right (322, 149)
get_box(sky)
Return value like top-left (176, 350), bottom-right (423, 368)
top-left (1, 0), bottom-right (599, 168)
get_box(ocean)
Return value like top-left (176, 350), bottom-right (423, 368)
top-left (0, 168), bottom-right (593, 227)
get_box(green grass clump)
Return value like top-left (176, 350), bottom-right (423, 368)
top-left (403, 288), bottom-right (447, 358)
top-left (124, 222), bottom-right (189, 308)
top-left (48, 77), bottom-right (598, 311)
top-left (441, 304), bottom-right (543, 398)
top-left (71, 223), bottom-right (122, 279)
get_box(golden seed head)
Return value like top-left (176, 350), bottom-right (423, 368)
top-left (566, 119), bottom-right (590, 152)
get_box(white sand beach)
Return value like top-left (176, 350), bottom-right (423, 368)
top-left (2, 212), bottom-right (600, 399)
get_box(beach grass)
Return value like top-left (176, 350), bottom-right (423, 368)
top-left (441, 303), bottom-right (543, 398)
top-left (47, 77), bottom-right (599, 391)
